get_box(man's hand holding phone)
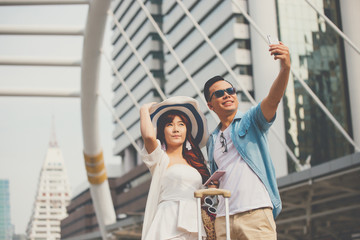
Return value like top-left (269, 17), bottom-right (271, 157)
top-left (267, 34), bottom-right (280, 56)
top-left (267, 34), bottom-right (279, 45)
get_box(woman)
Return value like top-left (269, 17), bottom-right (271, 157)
top-left (140, 96), bottom-right (210, 240)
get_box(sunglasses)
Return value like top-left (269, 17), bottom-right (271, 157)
top-left (220, 132), bottom-right (228, 153)
top-left (203, 196), bottom-right (217, 215)
top-left (209, 87), bottom-right (236, 101)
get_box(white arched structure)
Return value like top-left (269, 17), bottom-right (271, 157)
top-left (0, 1), bottom-right (117, 239)
top-left (80, 0), bottom-right (116, 239)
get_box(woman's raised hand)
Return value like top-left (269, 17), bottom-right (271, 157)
top-left (141, 102), bottom-right (157, 112)
top-left (140, 101), bottom-right (158, 153)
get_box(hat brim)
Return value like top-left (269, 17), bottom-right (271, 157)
top-left (149, 96), bottom-right (209, 148)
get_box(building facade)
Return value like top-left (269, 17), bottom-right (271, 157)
top-left (26, 132), bottom-right (71, 240)
top-left (110, 0), bottom-right (359, 175)
top-left (0, 179), bottom-right (12, 240)
top-left (61, 165), bottom-right (149, 239)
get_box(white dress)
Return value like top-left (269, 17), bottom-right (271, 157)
top-left (141, 141), bottom-right (206, 240)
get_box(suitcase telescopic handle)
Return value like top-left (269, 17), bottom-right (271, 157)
top-left (195, 188), bottom-right (231, 240)
top-left (194, 188), bottom-right (231, 198)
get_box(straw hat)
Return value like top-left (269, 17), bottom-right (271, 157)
top-left (149, 96), bottom-right (209, 148)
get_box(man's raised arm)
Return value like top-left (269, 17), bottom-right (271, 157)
top-left (261, 42), bottom-right (291, 122)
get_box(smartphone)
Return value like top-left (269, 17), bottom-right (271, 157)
top-left (267, 34), bottom-right (279, 45)
top-left (267, 35), bottom-right (279, 55)
top-left (204, 170), bottom-right (226, 186)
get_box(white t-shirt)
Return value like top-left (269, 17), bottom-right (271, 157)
top-left (214, 126), bottom-right (272, 217)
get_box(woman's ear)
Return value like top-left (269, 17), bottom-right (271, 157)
top-left (207, 102), bottom-right (214, 111)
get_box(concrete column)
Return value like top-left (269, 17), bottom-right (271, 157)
top-left (124, 147), bottom-right (136, 173)
top-left (248, 0), bottom-right (288, 176)
top-left (340, 0), bottom-right (360, 148)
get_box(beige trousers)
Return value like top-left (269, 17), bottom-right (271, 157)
top-left (215, 207), bottom-right (277, 240)
top-left (169, 232), bottom-right (200, 240)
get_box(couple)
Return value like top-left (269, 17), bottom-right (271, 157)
top-left (140, 42), bottom-right (290, 240)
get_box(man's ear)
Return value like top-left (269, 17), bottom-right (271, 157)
top-left (207, 102), bottom-right (214, 111)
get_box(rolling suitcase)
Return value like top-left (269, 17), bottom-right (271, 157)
top-left (194, 188), bottom-right (231, 240)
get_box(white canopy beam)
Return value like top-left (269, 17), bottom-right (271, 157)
top-left (0, 56), bottom-right (81, 67)
top-left (0, 0), bottom-right (89, 5)
top-left (0, 88), bottom-right (80, 97)
top-left (0, 25), bottom-right (84, 35)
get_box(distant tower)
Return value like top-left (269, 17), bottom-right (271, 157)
top-left (26, 118), bottom-right (71, 240)
top-left (0, 179), bottom-right (12, 240)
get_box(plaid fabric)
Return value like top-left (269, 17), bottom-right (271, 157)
top-left (201, 207), bottom-right (216, 240)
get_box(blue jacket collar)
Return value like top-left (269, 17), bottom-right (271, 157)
top-left (214, 110), bottom-right (244, 131)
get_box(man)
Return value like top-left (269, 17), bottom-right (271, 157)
top-left (204, 42), bottom-right (290, 240)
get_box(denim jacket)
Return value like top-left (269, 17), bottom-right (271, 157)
top-left (206, 102), bottom-right (282, 219)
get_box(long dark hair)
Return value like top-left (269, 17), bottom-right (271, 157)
top-left (156, 110), bottom-right (210, 184)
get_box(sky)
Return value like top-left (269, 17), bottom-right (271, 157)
top-left (0, 4), bottom-right (120, 234)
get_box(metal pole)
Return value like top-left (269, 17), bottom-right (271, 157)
top-left (304, 0), bottom-right (360, 55)
top-left (176, 0), bottom-right (301, 167)
top-left (231, 0), bottom-right (360, 152)
top-left (133, 0), bottom-right (219, 122)
top-left (108, 11), bottom-right (167, 101)
top-left (98, 93), bottom-right (142, 153)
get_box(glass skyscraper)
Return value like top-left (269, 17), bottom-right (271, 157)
top-left (0, 179), bottom-right (12, 240)
top-left (276, 0), bottom-right (353, 172)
